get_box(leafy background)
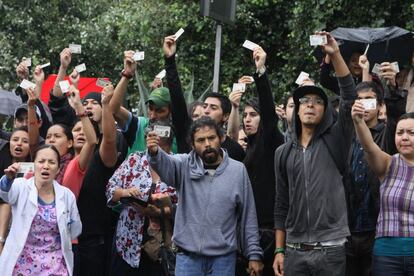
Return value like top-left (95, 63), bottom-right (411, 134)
top-left (0, 0), bottom-right (413, 108)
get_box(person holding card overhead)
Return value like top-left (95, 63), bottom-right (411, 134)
top-left (351, 105), bottom-right (414, 275)
top-left (0, 144), bottom-right (82, 276)
top-left (273, 31), bottom-right (356, 276)
top-left (344, 79), bottom-right (406, 276)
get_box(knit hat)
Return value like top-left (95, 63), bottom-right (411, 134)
top-left (82, 92), bottom-right (102, 106)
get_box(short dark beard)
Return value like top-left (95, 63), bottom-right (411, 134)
top-left (201, 147), bottom-right (220, 164)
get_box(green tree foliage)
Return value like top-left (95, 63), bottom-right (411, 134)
top-left (0, 0), bottom-right (413, 108)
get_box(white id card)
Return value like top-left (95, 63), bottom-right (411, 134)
top-left (232, 83), bottom-right (246, 92)
top-left (174, 28), bottom-right (185, 41)
top-left (242, 40), bottom-right (260, 51)
top-left (361, 98), bottom-right (377, 110)
top-left (69, 44), bottom-right (82, 54)
top-left (156, 69), bottom-right (166, 79)
top-left (59, 80), bottom-right (70, 94)
top-left (154, 125), bottom-right (171, 138)
top-left (75, 63), bottom-right (86, 73)
top-left (133, 51), bottom-right (145, 61)
top-left (295, 71), bottom-right (310, 85)
top-left (19, 79), bottom-right (36, 90)
top-left (309, 35), bottom-right (327, 46)
top-left (17, 162), bottom-right (35, 178)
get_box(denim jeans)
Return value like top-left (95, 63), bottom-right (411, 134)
top-left (175, 251), bottom-right (236, 276)
top-left (373, 255), bottom-right (414, 276)
top-left (284, 245), bottom-right (346, 276)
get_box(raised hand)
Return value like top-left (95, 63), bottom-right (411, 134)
top-left (67, 85), bottom-right (82, 112)
top-left (69, 69), bottom-right (80, 88)
top-left (60, 48), bottom-right (72, 69)
top-left (253, 46), bottom-right (266, 71)
top-left (380, 62), bottom-right (397, 87)
top-left (229, 90), bottom-right (243, 108)
top-left (317, 31), bottom-right (340, 56)
top-left (163, 36), bottom-right (177, 58)
top-left (358, 55), bottom-right (370, 71)
top-left (146, 131), bottom-right (160, 156)
top-left (351, 100), bottom-right (366, 123)
top-left (16, 60), bottom-right (29, 81)
top-left (33, 65), bottom-right (45, 84)
top-left (101, 83), bottom-right (114, 105)
top-left (123, 50), bottom-right (136, 75)
top-left (238, 75), bottom-right (254, 85)
top-left (26, 87), bottom-right (38, 107)
top-left (4, 163), bottom-right (20, 180)
top-left (150, 77), bottom-right (163, 90)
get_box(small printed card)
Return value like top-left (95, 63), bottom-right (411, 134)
top-left (372, 63), bottom-right (381, 75)
top-left (133, 51), bottom-right (145, 61)
top-left (242, 40), bottom-right (260, 51)
top-left (23, 58), bottom-right (31, 67)
top-left (156, 69), bottom-right (166, 79)
top-left (17, 162), bottom-right (35, 178)
top-left (154, 125), bottom-right (171, 138)
top-left (19, 79), bottom-right (36, 90)
top-left (174, 28), bottom-right (185, 41)
top-left (391, 62), bottom-right (400, 73)
top-left (75, 63), bottom-right (86, 73)
top-left (232, 83), bottom-right (246, 92)
top-left (309, 35), bottom-right (327, 46)
top-left (39, 62), bottom-right (50, 69)
top-left (69, 44), bottom-right (82, 54)
top-left (361, 98), bottom-right (377, 110)
top-left (59, 80), bottom-right (70, 94)
top-left (295, 71), bottom-right (310, 85)
top-left (96, 78), bottom-right (111, 87)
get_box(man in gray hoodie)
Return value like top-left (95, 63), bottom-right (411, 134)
top-left (147, 116), bottom-right (263, 276)
top-left (273, 32), bottom-right (356, 276)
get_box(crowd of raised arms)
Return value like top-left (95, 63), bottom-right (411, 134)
top-left (0, 29), bottom-right (413, 276)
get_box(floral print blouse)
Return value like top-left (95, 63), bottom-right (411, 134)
top-left (106, 152), bottom-right (177, 268)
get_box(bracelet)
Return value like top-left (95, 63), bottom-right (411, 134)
top-left (0, 236), bottom-right (5, 243)
top-left (274, 247), bottom-right (285, 255)
top-left (121, 69), bottom-right (134, 79)
top-left (76, 110), bottom-right (89, 118)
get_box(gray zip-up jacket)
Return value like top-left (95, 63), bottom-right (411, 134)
top-left (274, 74), bottom-right (356, 243)
top-left (148, 148), bottom-right (263, 260)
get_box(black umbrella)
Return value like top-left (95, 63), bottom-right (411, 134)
top-left (0, 89), bottom-right (22, 116)
top-left (314, 27), bottom-right (414, 68)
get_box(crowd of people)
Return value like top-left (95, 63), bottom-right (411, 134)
top-left (0, 28), bottom-right (413, 276)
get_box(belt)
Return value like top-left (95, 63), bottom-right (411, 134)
top-left (286, 242), bottom-right (342, 251)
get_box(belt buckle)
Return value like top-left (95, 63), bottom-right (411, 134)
top-left (301, 244), bottom-right (315, 251)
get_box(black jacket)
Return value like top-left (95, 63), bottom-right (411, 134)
top-left (347, 85), bottom-right (407, 230)
top-left (274, 74), bottom-right (356, 243)
top-left (244, 72), bottom-right (284, 228)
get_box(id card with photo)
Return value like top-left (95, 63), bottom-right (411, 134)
top-left (154, 125), bottom-right (171, 138)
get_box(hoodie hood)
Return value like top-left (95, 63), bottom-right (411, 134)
top-left (291, 97), bottom-right (337, 144)
top-left (188, 148), bottom-right (229, 179)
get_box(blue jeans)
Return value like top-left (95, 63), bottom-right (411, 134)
top-left (373, 255), bottom-right (414, 276)
top-left (175, 251), bottom-right (236, 276)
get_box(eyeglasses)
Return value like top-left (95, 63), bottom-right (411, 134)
top-left (298, 96), bottom-right (325, 106)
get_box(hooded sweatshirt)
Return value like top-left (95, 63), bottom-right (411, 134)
top-left (148, 148), bottom-right (263, 260)
top-left (274, 74), bottom-right (356, 243)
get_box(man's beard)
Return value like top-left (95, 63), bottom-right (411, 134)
top-left (201, 147), bottom-right (220, 164)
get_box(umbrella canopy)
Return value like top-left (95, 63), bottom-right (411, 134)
top-left (40, 75), bottom-right (110, 104)
top-left (314, 27), bottom-right (414, 68)
top-left (0, 89), bottom-right (23, 116)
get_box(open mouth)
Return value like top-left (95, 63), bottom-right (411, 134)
top-left (77, 137), bottom-right (86, 143)
top-left (14, 147), bottom-right (23, 154)
top-left (87, 111), bottom-right (93, 118)
top-left (40, 171), bottom-right (50, 177)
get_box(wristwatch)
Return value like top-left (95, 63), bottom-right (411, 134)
top-left (0, 236), bottom-right (5, 243)
top-left (121, 69), bottom-right (134, 79)
top-left (256, 66), bottom-right (266, 77)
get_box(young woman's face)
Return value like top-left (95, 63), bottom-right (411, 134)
top-left (395, 118), bottom-right (414, 158)
top-left (9, 130), bottom-right (30, 160)
top-left (34, 148), bottom-right (60, 183)
top-left (243, 106), bottom-right (261, 136)
top-left (72, 121), bottom-right (86, 151)
top-left (46, 125), bottom-right (73, 156)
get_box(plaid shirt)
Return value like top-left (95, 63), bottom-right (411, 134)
top-left (377, 154), bottom-right (414, 237)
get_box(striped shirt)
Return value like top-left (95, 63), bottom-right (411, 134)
top-left (377, 154), bottom-right (414, 237)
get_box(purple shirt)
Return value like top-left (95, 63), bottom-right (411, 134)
top-left (377, 154), bottom-right (414, 238)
